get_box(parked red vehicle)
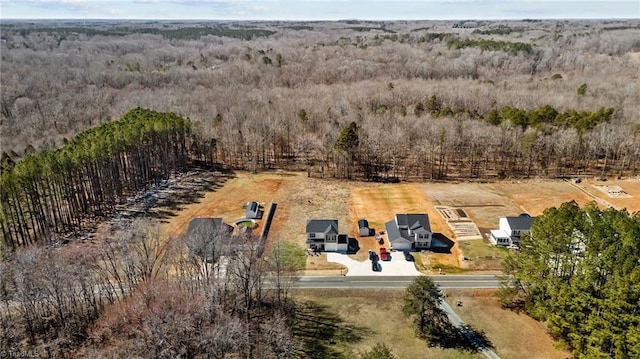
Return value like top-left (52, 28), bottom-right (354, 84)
top-left (379, 248), bottom-right (389, 261)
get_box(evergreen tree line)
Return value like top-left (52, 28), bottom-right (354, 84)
top-left (0, 108), bottom-right (209, 249)
top-left (500, 201), bottom-right (640, 358)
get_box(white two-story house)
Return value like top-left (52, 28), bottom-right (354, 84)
top-left (490, 214), bottom-right (535, 247)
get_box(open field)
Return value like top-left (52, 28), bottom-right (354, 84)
top-left (160, 172), bottom-right (640, 273)
top-left (293, 289), bottom-right (483, 359)
top-left (294, 288), bottom-right (569, 359)
top-left (574, 177), bottom-right (640, 213)
top-left (497, 179), bottom-right (600, 216)
top-left (443, 289), bottom-right (571, 359)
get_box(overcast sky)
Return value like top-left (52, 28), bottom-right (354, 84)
top-left (1, 0), bottom-right (638, 20)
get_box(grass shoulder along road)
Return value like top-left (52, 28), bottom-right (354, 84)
top-left (293, 288), bottom-right (568, 359)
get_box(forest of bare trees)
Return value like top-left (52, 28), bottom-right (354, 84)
top-left (1, 18), bottom-right (639, 357)
top-left (1, 19), bottom-right (639, 183)
top-left (0, 219), bottom-right (305, 357)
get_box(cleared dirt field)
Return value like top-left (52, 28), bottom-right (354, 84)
top-left (160, 172), bottom-right (639, 274)
top-left (497, 179), bottom-right (597, 216)
top-left (423, 182), bottom-right (525, 231)
top-left (574, 177), bottom-right (640, 213)
top-left (444, 289), bottom-right (571, 359)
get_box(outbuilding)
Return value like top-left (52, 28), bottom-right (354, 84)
top-left (245, 201), bottom-right (262, 219)
top-left (358, 219), bottom-right (372, 236)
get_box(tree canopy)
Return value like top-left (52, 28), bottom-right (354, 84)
top-left (403, 276), bottom-right (451, 342)
top-left (500, 201), bottom-right (640, 358)
top-left (334, 121), bottom-right (359, 152)
top-left (0, 108), bottom-right (202, 249)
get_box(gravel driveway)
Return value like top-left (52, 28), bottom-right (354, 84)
top-left (327, 251), bottom-right (421, 276)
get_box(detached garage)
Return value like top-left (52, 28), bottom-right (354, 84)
top-left (358, 219), bottom-right (372, 236)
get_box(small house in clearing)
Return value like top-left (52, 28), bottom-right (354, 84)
top-left (306, 219), bottom-right (348, 252)
top-left (245, 201), bottom-right (262, 219)
top-left (490, 214), bottom-right (535, 247)
top-left (384, 214), bottom-right (432, 251)
top-left (358, 219), bottom-right (372, 236)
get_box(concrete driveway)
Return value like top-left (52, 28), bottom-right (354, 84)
top-left (327, 252), bottom-right (421, 276)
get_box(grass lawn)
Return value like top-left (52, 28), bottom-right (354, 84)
top-left (443, 289), bottom-right (570, 359)
top-left (293, 289), bottom-right (483, 359)
top-left (458, 239), bottom-right (510, 271)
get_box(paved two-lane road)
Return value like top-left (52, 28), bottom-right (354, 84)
top-left (295, 274), bottom-right (502, 289)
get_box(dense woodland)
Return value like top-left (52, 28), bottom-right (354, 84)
top-left (0, 220), bottom-right (310, 357)
top-left (2, 19), bottom-right (640, 183)
top-left (0, 108), bottom-right (210, 249)
top-left (1, 19), bottom-right (640, 357)
top-left (501, 202), bottom-right (640, 358)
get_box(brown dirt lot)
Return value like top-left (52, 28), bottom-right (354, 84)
top-left (496, 179), bottom-right (596, 216)
top-left (574, 178), bottom-right (640, 213)
top-left (160, 173), bottom-right (639, 274)
top-left (444, 289), bottom-right (570, 359)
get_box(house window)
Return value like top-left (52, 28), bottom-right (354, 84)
top-left (309, 233), bottom-right (316, 239)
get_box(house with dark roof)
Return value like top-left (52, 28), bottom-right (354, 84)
top-left (306, 219), bottom-right (347, 252)
top-left (384, 214), bottom-right (432, 251)
top-left (490, 214), bottom-right (535, 247)
top-left (186, 218), bottom-right (234, 262)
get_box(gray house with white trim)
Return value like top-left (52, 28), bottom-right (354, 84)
top-left (306, 219), bottom-right (347, 252)
top-left (384, 214), bottom-right (432, 251)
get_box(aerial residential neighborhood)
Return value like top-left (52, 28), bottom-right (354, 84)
top-left (1, 7), bottom-right (639, 358)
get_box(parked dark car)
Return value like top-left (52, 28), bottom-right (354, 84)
top-left (372, 260), bottom-right (380, 272)
top-left (404, 252), bottom-right (414, 261)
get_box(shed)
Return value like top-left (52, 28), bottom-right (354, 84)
top-left (358, 219), bottom-right (372, 236)
top-left (245, 201), bottom-right (262, 219)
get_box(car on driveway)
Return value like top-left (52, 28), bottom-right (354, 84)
top-left (404, 252), bottom-right (414, 261)
top-left (379, 248), bottom-right (390, 261)
top-left (371, 260), bottom-right (380, 272)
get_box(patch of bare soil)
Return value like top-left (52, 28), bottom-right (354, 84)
top-left (422, 182), bottom-right (523, 231)
top-left (497, 179), bottom-right (597, 216)
top-left (575, 178), bottom-right (640, 213)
